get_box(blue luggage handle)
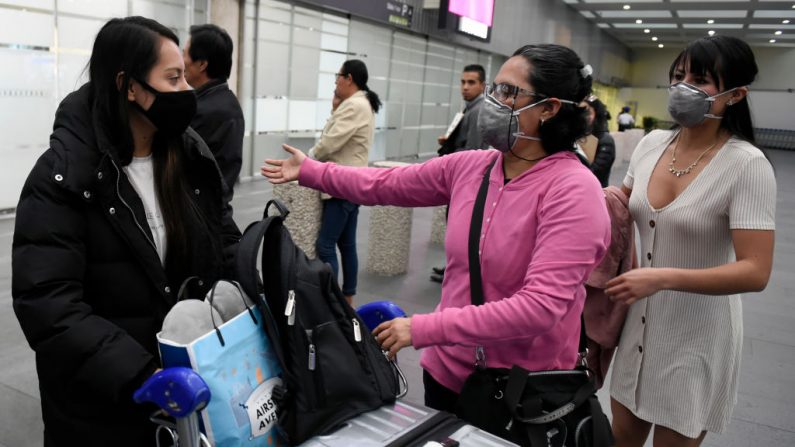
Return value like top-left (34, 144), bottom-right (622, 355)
top-left (356, 300), bottom-right (410, 398)
top-left (134, 367), bottom-right (211, 418)
top-left (356, 300), bottom-right (407, 332)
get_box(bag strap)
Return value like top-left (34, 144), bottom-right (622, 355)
top-left (505, 366), bottom-right (596, 424)
top-left (236, 199), bottom-right (290, 369)
top-left (467, 157), bottom-right (588, 358)
top-left (467, 156), bottom-right (498, 306)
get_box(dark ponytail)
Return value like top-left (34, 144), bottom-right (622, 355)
top-left (341, 59), bottom-right (381, 113)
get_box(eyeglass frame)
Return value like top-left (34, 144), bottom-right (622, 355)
top-left (335, 72), bottom-right (350, 79)
top-left (487, 82), bottom-right (547, 104)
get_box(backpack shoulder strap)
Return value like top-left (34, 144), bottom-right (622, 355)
top-left (236, 199), bottom-right (292, 369)
top-left (237, 215), bottom-right (280, 303)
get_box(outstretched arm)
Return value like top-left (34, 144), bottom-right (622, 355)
top-left (262, 144), bottom-right (458, 208)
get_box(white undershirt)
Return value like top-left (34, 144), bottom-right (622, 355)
top-left (123, 155), bottom-right (167, 264)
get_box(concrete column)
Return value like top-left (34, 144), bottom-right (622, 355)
top-left (272, 181), bottom-right (323, 259)
top-left (430, 206), bottom-right (447, 246)
top-left (209, 0), bottom-right (241, 96)
top-left (366, 162), bottom-right (414, 276)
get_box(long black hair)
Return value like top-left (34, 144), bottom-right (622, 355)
top-left (89, 16), bottom-right (218, 279)
top-left (584, 96), bottom-right (609, 137)
top-left (668, 36), bottom-right (758, 144)
top-left (512, 44), bottom-right (592, 154)
top-left (341, 59), bottom-right (381, 113)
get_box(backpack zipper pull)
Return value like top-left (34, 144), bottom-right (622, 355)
top-left (352, 319), bottom-right (362, 342)
top-left (306, 329), bottom-right (316, 371)
top-left (285, 290), bottom-right (296, 326)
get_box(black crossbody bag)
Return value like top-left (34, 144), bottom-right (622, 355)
top-left (454, 157), bottom-right (614, 447)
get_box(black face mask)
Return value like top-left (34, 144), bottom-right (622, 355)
top-left (132, 77), bottom-right (197, 138)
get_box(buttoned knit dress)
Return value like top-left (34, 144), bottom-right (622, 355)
top-left (609, 130), bottom-right (776, 438)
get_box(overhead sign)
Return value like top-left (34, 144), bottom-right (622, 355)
top-left (300, 0), bottom-right (415, 29)
top-left (386, 1), bottom-right (414, 27)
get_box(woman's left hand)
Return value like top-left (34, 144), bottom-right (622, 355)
top-left (373, 317), bottom-right (412, 359)
top-left (605, 268), bottom-right (665, 305)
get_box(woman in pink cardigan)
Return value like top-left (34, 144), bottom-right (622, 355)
top-left (263, 45), bottom-right (611, 413)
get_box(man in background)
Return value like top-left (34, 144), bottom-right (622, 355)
top-left (437, 64), bottom-right (486, 156)
top-left (617, 106), bottom-right (635, 132)
top-left (431, 64), bottom-right (487, 283)
top-left (184, 24), bottom-right (245, 201)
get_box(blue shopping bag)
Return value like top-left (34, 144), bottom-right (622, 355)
top-left (158, 295), bottom-right (285, 446)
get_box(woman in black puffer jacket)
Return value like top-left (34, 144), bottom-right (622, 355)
top-left (12, 17), bottom-right (240, 446)
top-left (584, 96), bottom-right (616, 187)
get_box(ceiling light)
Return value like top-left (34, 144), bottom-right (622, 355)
top-left (707, 19), bottom-right (714, 24)
top-left (652, 36), bottom-right (658, 41)
top-left (636, 19), bottom-right (643, 24)
top-left (658, 44), bottom-right (665, 48)
top-left (644, 28), bottom-right (650, 33)
top-left (775, 30), bottom-right (783, 35)
top-left (623, 4), bottom-right (631, 10)
top-left (784, 20), bottom-right (791, 24)
top-left (770, 39), bottom-right (777, 43)
top-left (708, 30), bottom-right (715, 35)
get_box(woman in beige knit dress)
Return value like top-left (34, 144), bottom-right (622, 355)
top-left (605, 36), bottom-right (776, 447)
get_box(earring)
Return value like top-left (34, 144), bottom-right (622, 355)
top-left (727, 101), bottom-right (734, 106)
top-left (540, 118), bottom-right (545, 125)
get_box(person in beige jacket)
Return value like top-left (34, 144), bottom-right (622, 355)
top-left (309, 59), bottom-right (380, 304)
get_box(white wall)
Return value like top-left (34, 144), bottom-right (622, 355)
top-left (0, 0), bottom-right (210, 210)
top-left (619, 46), bottom-right (795, 130)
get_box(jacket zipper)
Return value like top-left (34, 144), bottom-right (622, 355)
top-left (110, 158), bottom-right (158, 254)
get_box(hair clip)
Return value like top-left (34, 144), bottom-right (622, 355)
top-left (580, 64), bottom-right (593, 78)
top-left (586, 94), bottom-right (599, 102)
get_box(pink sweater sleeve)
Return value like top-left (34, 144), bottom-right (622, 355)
top-left (299, 156), bottom-right (455, 207)
top-left (411, 171), bottom-right (611, 347)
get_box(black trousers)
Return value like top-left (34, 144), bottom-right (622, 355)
top-left (423, 370), bottom-right (460, 413)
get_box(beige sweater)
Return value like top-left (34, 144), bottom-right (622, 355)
top-left (311, 90), bottom-right (374, 168)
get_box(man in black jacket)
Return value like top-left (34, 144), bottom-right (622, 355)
top-left (184, 24), bottom-right (244, 200)
top-left (436, 64), bottom-right (486, 156)
top-left (432, 64), bottom-right (486, 282)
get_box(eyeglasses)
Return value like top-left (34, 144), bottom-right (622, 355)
top-left (335, 72), bottom-right (348, 79)
top-left (487, 82), bottom-right (544, 103)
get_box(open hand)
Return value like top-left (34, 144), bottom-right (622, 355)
top-left (260, 144), bottom-right (307, 184)
top-left (373, 317), bottom-right (412, 360)
top-left (605, 268), bottom-right (664, 305)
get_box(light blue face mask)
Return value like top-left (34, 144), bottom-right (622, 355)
top-left (477, 92), bottom-right (575, 152)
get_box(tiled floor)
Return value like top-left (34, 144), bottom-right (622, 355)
top-left (0, 152), bottom-right (793, 446)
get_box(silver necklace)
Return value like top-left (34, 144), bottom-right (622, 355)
top-left (668, 137), bottom-right (719, 177)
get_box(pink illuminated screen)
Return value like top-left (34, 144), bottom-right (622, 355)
top-left (448, 0), bottom-right (494, 27)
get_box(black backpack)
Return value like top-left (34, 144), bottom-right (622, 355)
top-left (237, 199), bottom-right (402, 444)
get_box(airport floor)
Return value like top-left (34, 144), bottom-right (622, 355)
top-left (0, 152), bottom-right (794, 446)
